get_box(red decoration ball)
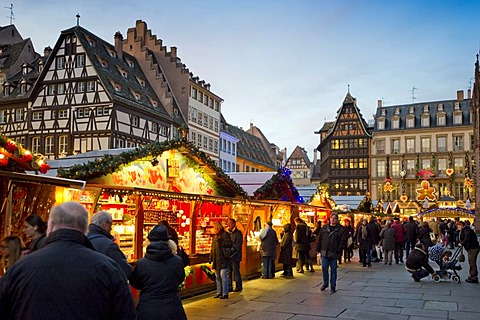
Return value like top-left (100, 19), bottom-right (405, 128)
top-left (0, 158), bottom-right (8, 166)
top-left (39, 163), bottom-right (50, 174)
top-left (6, 141), bottom-right (18, 153)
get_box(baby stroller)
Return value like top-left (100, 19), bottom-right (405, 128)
top-left (428, 243), bottom-right (463, 283)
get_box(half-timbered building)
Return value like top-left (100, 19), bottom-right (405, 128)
top-left (285, 146), bottom-right (311, 186)
top-left (314, 93), bottom-right (372, 196)
top-left (25, 25), bottom-right (176, 158)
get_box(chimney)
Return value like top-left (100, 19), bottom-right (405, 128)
top-left (170, 46), bottom-right (177, 58)
top-left (457, 90), bottom-right (464, 101)
top-left (43, 46), bottom-right (52, 57)
top-left (313, 149), bottom-right (318, 165)
top-left (250, 122), bottom-right (254, 130)
top-left (114, 31), bottom-right (123, 59)
top-left (377, 99), bottom-right (382, 108)
top-left (468, 88), bottom-right (472, 99)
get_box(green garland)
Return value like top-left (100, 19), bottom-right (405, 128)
top-left (57, 138), bottom-right (247, 198)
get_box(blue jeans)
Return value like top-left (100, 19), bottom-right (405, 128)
top-left (262, 256), bottom-right (274, 278)
top-left (321, 256), bottom-right (338, 289)
top-left (228, 260), bottom-right (242, 290)
top-left (215, 268), bottom-right (229, 296)
top-left (410, 268), bottom-right (429, 280)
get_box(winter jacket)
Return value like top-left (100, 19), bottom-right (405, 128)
top-left (404, 221), bottom-right (419, 242)
top-left (356, 223), bottom-right (373, 251)
top-left (391, 221), bottom-right (406, 242)
top-left (279, 227), bottom-right (293, 265)
top-left (87, 224), bottom-right (132, 279)
top-left (229, 228), bottom-right (243, 262)
top-left (405, 246), bottom-right (435, 274)
top-left (418, 226), bottom-right (434, 248)
top-left (130, 241), bottom-right (186, 320)
top-left (259, 226), bottom-right (279, 258)
top-left (343, 225), bottom-right (355, 249)
top-left (316, 223), bottom-right (345, 259)
top-left (28, 234), bottom-right (47, 252)
top-left (380, 227), bottom-right (396, 251)
top-left (210, 230), bottom-right (233, 270)
top-left (0, 229), bottom-right (135, 320)
top-left (458, 226), bottom-right (480, 251)
top-left (294, 222), bottom-right (309, 251)
top-left (367, 221), bottom-right (381, 245)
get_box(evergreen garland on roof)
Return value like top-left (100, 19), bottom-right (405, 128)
top-left (253, 167), bottom-right (303, 203)
top-left (57, 138), bottom-right (247, 198)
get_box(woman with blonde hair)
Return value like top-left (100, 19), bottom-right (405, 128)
top-left (1, 235), bottom-right (26, 275)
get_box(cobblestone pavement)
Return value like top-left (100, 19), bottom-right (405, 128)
top-left (183, 254), bottom-right (480, 320)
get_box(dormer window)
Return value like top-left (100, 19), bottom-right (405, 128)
top-left (118, 67), bottom-right (128, 78)
top-left (421, 115), bottom-right (430, 127)
top-left (107, 49), bottom-right (117, 58)
top-left (38, 61), bottom-right (44, 72)
top-left (132, 91), bottom-right (141, 100)
top-left (19, 83), bottom-right (28, 94)
top-left (423, 105), bottom-right (429, 113)
top-left (395, 107), bottom-right (400, 115)
top-left (453, 113), bottom-right (463, 125)
top-left (406, 117), bottom-right (414, 128)
top-left (149, 99), bottom-right (158, 108)
top-left (409, 106), bottom-right (414, 114)
top-left (22, 64), bottom-right (29, 75)
top-left (126, 59), bottom-right (134, 68)
top-left (86, 36), bottom-right (96, 47)
top-left (391, 118), bottom-right (399, 129)
top-left (381, 109), bottom-right (386, 116)
top-left (437, 114), bottom-right (446, 126)
top-left (438, 103), bottom-right (443, 111)
top-left (110, 81), bottom-right (121, 92)
top-left (136, 77), bottom-right (145, 87)
top-left (454, 102), bottom-right (460, 110)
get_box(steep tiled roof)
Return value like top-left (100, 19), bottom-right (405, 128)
top-left (61, 26), bottom-right (172, 122)
top-left (221, 119), bottom-right (276, 169)
top-left (374, 98), bottom-right (472, 130)
top-left (326, 92), bottom-right (371, 138)
top-left (0, 56), bottom-right (46, 102)
top-left (287, 146), bottom-right (311, 166)
top-left (0, 39), bottom-right (33, 69)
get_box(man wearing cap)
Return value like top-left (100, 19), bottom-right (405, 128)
top-left (130, 224), bottom-right (187, 320)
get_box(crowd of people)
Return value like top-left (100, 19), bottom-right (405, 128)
top-left (0, 201), bottom-right (479, 318)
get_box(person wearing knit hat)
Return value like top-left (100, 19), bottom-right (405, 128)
top-left (130, 224), bottom-right (186, 320)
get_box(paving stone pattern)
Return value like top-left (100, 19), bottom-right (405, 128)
top-left (183, 255), bottom-right (480, 320)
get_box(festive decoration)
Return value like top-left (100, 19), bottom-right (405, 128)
top-left (253, 167), bottom-right (303, 203)
top-left (416, 180), bottom-right (437, 202)
top-left (446, 168), bottom-right (454, 176)
top-left (418, 207), bottom-right (474, 218)
top-left (400, 195), bottom-right (408, 202)
top-left (200, 265), bottom-right (216, 282)
top-left (383, 177), bottom-right (394, 193)
top-left (57, 138), bottom-right (247, 198)
top-left (417, 168), bottom-right (435, 180)
top-left (178, 266), bottom-right (194, 290)
top-left (0, 133), bottom-right (49, 174)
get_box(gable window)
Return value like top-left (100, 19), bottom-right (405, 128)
top-left (423, 105), bottom-right (429, 112)
top-left (86, 81), bottom-right (95, 92)
top-left (75, 54), bottom-right (85, 67)
top-left (57, 83), bottom-right (65, 94)
top-left (19, 83), bottom-right (27, 94)
top-left (48, 85), bottom-right (56, 95)
top-left (32, 111), bottom-right (43, 121)
top-left (56, 56), bottom-right (65, 69)
top-left (151, 122), bottom-right (158, 133)
top-left (76, 82), bottom-right (85, 93)
top-left (0, 110), bottom-right (6, 123)
top-left (395, 107), bottom-right (400, 115)
top-left (160, 126), bottom-right (168, 137)
top-left (438, 103), bottom-right (444, 111)
top-left (96, 106), bottom-right (109, 116)
top-left (132, 115), bottom-right (139, 127)
top-left (58, 110), bottom-right (68, 119)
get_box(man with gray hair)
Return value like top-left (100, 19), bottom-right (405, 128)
top-left (0, 202), bottom-right (136, 319)
top-left (88, 210), bottom-right (132, 278)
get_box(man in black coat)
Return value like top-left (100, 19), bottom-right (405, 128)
top-left (87, 210), bottom-right (132, 279)
top-left (404, 216), bottom-right (419, 257)
top-left (227, 218), bottom-right (243, 292)
top-left (316, 213), bottom-right (345, 293)
top-left (457, 220), bottom-right (480, 283)
top-left (405, 243), bottom-right (437, 282)
top-left (0, 201), bottom-right (136, 320)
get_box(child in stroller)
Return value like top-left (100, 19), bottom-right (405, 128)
top-left (428, 243), bottom-right (463, 283)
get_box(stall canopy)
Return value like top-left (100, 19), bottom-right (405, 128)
top-left (57, 138), bottom-right (247, 198)
top-left (418, 207), bottom-right (475, 218)
top-left (331, 195), bottom-right (364, 211)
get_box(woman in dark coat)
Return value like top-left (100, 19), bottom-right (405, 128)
top-left (130, 224), bottom-right (187, 320)
top-left (418, 222), bottom-right (434, 249)
top-left (278, 223), bottom-right (293, 276)
top-left (210, 221), bottom-right (233, 299)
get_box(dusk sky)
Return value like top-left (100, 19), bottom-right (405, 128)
top-left (10, 0), bottom-right (480, 159)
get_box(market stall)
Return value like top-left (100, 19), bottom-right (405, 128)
top-left (56, 138), bottom-right (247, 296)
top-left (0, 133), bottom-right (84, 238)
